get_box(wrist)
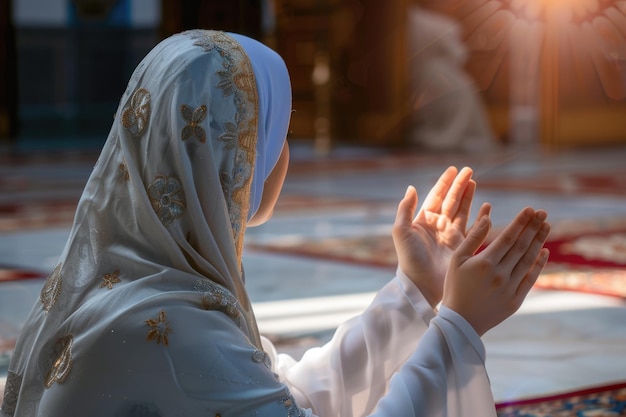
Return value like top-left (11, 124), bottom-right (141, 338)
top-left (440, 299), bottom-right (487, 337)
top-left (420, 288), bottom-right (441, 310)
top-left (398, 267), bottom-right (441, 309)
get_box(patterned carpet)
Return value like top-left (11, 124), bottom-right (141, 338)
top-left (0, 150), bottom-right (95, 232)
top-left (2, 150), bottom-right (626, 411)
top-left (248, 216), bottom-right (626, 300)
top-left (480, 171), bottom-right (626, 198)
top-left (496, 382), bottom-right (626, 416)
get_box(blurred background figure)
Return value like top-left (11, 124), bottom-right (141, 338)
top-left (405, 5), bottom-right (497, 153)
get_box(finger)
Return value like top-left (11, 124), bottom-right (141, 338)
top-left (466, 203), bottom-right (491, 235)
top-left (450, 178), bottom-right (476, 230)
top-left (418, 166), bottom-right (458, 216)
top-left (441, 167), bottom-right (474, 219)
top-left (476, 202), bottom-right (491, 221)
top-left (514, 247), bottom-right (550, 303)
top-left (394, 185), bottom-right (418, 231)
top-left (467, 202), bottom-right (491, 239)
top-left (501, 210), bottom-right (548, 274)
top-left (453, 214), bottom-right (491, 262)
top-left (509, 220), bottom-right (550, 288)
top-left (482, 207), bottom-right (536, 262)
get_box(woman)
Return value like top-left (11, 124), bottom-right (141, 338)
top-left (405, 5), bottom-right (497, 153)
top-left (1, 30), bottom-right (549, 416)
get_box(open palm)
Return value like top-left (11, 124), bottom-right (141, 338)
top-left (392, 166), bottom-right (490, 308)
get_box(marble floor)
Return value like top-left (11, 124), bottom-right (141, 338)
top-left (1, 139), bottom-right (626, 405)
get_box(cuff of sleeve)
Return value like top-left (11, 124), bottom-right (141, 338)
top-left (438, 305), bottom-right (486, 362)
top-left (395, 266), bottom-right (437, 323)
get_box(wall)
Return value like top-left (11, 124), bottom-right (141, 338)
top-left (12, 0), bottom-right (161, 144)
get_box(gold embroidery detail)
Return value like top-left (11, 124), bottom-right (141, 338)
top-left (121, 88), bottom-right (151, 137)
top-left (40, 263), bottom-right (62, 312)
top-left (145, 310), bottom-right (171, 345)
top-left (119, 161), bottom-right (130, 181)
top-left (147, 175), bottom-right (186, 226)
top-left (233, 71), bottom-right (256, 96)
top-left (181, 104), bottom-right (207, 143)
top-left (185, 30), bottom-right (259, 265)
top-left (218, 121), bottom-right (237, 150)
top-left (280, 393), bottom-right (307, 417)
top-left (44, 335), bottom-right (73, 388)
top-left (1, 371), bottom-right (22, 415)
top-left (99, 270), bottom-right (121, 290)
top-left (194, 279), bottom-right (241, 321)
top-left (216, 68), bottom-right (236, 96)
top-left (238, 130), bottom-right (257, 153)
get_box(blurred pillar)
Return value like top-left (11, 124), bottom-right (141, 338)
top-left (312, 51), bottom-right (331, 155)
top-left (273, 1), bottom-right (332, 141)
top-left (330, 0), bottom-right (409, 146)
top-left (274, 0), bottom-right (409, 146)
top-left (0, 0), bottom-right (18, 141)
top-left (540, 2), bottom-right (561, 149)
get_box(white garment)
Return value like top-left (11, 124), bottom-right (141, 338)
top-left (271, 272), bottom-right (436, 416)
top-left (1, 30), bottom-right (496, 417)
top-left (270, 271), bottom-right (496, 417)
top-left (3, 29), bottom-right (290, 417)
top-left (8, 273), bottom-right (495, 417)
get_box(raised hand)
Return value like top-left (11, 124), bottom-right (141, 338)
top-left (442, 207), bottom-right (551, 336)
top-left (392, 166), bottom-right (490, 308)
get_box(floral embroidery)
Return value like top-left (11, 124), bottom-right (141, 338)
top-left (181, 104), bottom-right (207, 143)
top-left (40, 263), bottom-right (62, 312)
top-left (218, 121), bottom-right (238, 150)
top-left (194, 279), bottom-right (241, 321)
top-left (44, 335), bottom-right (74, 388)
top-left (220, 149), bottom-right (251, 238)
top-left (119, 161), bottom-right (130, 181)
top-left (280, 394), bottom-right (307, 417)
top-left (216, 69), bottom-right (236, 97)
top-left (147, 175), bottom-right (186, 226)
top-left (183, 30), bottom-right (217, 52)
top-left (99, 270), bottom-right (121, 290)
top-left (145, 310), bottom-right (171, 345)
top-left (1, 371), bottom-right (22, 415)
top-left (184, 30), bottom-right (259, 265)
top-left (121, 88), bottom-right (151, 137)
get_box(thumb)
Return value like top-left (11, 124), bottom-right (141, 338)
top-left (394, 185), bottom-right (418, 230)
top-left (454, 215), bottom-right (491, 261)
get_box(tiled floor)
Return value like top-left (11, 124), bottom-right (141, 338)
top-left (2, 139), bottom-right (626, 404)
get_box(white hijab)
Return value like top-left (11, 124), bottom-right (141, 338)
top-left (2, 30), bottom-right (291, 416)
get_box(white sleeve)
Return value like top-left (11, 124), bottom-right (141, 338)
top-left (263, 271), bottom-right (496, 417)
top-left (263, 269), bottom-right (437, 417)
top-left (370, 306), bottom-right (497, 417)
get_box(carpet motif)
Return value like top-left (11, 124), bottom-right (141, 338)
top-left (248, 217), bottom-right (626, 299)
top-left (496, 382), bottom-right (626, 416)
top-left (480, 171), bottom-right (626, 197)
